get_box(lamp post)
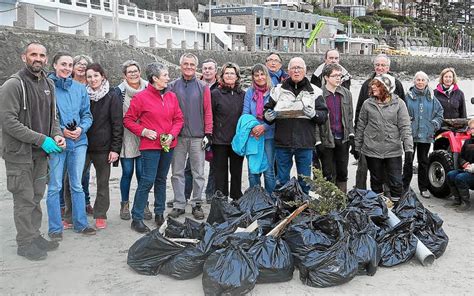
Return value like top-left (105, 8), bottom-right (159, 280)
top-left (112, 0), bottom-right (119, 40)
top-left (208, 0), bottom-right (212, 50)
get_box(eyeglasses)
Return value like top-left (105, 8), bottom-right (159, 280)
top-left (289, 66), bottom-right (304, 72)
top-left (329, 74), bottom-right (342, 78)
top-left (75, 62), bottom-right (88, 67)
top-left (374, 63), bottom-right (389, 67)
top-left (126, 70), bottom-right (139, 75)
top-left (266, 58), bottom-right (281, 63)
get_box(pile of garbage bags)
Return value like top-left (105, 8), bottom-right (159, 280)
top-left (127, 179), bottom-right (449, 295)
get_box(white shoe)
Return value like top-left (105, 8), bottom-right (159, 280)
top-left (421, 191), bottom-right (430, 199)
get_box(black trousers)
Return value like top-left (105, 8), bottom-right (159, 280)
top-left (402, 142), bottom-right (431, 192)
top-left (318, 139), bottom-right (349, 183)
top-left (366, 156), bottom-right (403, 198)
top-left (212, 144), bottom-right (244, 200)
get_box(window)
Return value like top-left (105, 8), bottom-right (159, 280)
top-left (227, 17), bottom-right (232, 24)
top-left (264, 18), bottom-right (270, 26)
top-left (256, 17), bottom-right (261, 25)
top-left (305, 23), bottom-right (309, 30)
top-left (273, 19), bottom-right (279, 27)
top-left (290, 21), bottom-right (294, 29)
top-left (312, 23), bottom-right (316, 30)
top-left (297, 22), bottom-right (302, 29)
top-left (282, 20), bottom-right (287, 28)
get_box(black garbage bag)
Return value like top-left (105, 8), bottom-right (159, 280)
top-left (283, 223), bottom-right (333, 265)
top-left (299, 234), bottom-right (358, 288)
top-left (207, 191), bottom-right (243, 225)
top-left (343, 207), bottom-right (381, 276)
top-left (298, 213), bottom-right (358, 287)
top-left (160, 245), bottom-right (207, 280)
top-left (127, 229), bottom-right (184, 275)
top-left (248, 236), bottom-right (294, 283)
top-left (377, 219), bottom-right (418, 267)
top-left (347, 189), bottom-right (388, 224)
top-left (273, 177), bottom-right (310, 212)
top-left (202, 244), bottom-right (259, 296)
top-left (395, 189), bottom-right (449, 258)
top-left (237, 186), bottom-right (277, 220)
top-left (164, 217), bottom-right (204, 239)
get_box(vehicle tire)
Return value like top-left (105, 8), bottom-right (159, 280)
top-left (427, 150), bottom-right (454, 198)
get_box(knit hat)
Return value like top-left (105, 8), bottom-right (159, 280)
top-left (373, 74), bottom-right (396, 94)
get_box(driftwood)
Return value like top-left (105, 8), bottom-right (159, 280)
top-left (266, 202), bottom-right (309, 237)
top-left (168, 238), bottom-right (200, 244)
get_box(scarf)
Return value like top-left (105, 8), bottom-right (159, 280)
top-left (119, 79), bottom-right (147, 110)
top-left (252, 83), bottom-right (268, 120)
top-left (87, 79), bottom-right (110, 102)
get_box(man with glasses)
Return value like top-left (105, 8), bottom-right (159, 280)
top-left (311, 49), bottom-right (351, 90)
top-left (263, 57), bottom-right (328, 193)
top-left (314, 63), bottom-right (354, 194)
top-left (353, 54), bottom-right (405, 190)
top-left (168, 53), bottom-right (213, 219)
top-left (265, 52), bottom-right (289, 86)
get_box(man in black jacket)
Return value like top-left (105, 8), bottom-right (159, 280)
top-left (353, 54), bottom-right (405, 190)
top-left (310, 49), bottom-right (351, 90)
top-left (264, 57), bottom-right (328, 194)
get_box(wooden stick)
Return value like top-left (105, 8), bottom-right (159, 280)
top-left (267, 202), bottom-right (309, 237)
top-left (168, 238), bottom-right (199, 245)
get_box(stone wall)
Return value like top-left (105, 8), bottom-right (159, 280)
top-left (1, 26), bottom-right (473, 88)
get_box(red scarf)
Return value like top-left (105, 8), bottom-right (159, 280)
top-left (252, 83), bottom-right (268, 120)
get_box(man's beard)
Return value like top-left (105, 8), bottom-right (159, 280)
top-left (27, 62), bottom-right (44, 73)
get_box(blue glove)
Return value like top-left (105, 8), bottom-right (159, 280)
top-left (303, 106), bottom-right (316, 118)
top-left (264, 110), bottom-right (277, 122)
top-left (41, 137), bottom-right (62, 154)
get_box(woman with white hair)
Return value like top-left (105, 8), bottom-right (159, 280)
top-left (402, 71), bottom-right (444, 198)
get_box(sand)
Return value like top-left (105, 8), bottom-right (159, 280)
top-left (1, 156), bottom-right (473, 296)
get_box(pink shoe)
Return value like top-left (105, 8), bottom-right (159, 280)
top-left (95, 219), bottom-right (107, 229)
top-left (63, 220), bottom-right (73, 230)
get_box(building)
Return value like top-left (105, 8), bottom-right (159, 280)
top-left (211, 5), bottom-right (344, 52)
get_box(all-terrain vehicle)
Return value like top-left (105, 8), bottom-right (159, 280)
top-left (428, 118), bottom-right (471, 198)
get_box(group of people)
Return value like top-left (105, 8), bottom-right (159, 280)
top-left (0, 42), bottom-right (470, 262)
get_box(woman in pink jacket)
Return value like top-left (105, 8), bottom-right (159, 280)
top-left (124, 63), bottom-right (184, 233)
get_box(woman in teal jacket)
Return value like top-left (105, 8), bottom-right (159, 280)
top-left (402, 71), bottom-right (443, 198)
top-left (242, 64), bottom-right (276, 193)
top-left (46, 52), bottom-right (95, 241)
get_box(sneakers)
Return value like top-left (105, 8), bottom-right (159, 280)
top-left (168, 208), bottom-right (185, 218)
top-left (155, 214), bottom-right (165, 227)
top-left (48, 232), bottom-right (63, 242)
top-left (95, 219), bottom-right (107, 229)
top-left (444, 199), bottom-right (462, 208)
top-left (62, 220), bottom-right (73, 230)
top-left (33, 236), bottom-right (59, 251)
top-left (120, 201), bottom-right (131, 220)
top-left (17, 243), bottom-right (47, 261)
top-left (455, 202), bottom-right (471, 213)
top-left (166, 201), bottom-right (174, 208)
top-left (79, 227), bottom-right (97, 235)
top-left (192, 205), bottom-right (205, 220)
top-left (420, 190), bottom-right (430, 199)
top-left (144, 204), bottom-right (153, 220)
top-left (86, 204), bottom-right (94, 216)
top-left (131, 220), bottom-right (150, 233)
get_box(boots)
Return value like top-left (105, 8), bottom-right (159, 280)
top-left (144, 203), bottom-right (153, 220)
top-left (455, 188), bottom-right (471, 212)
top-left (120, 201), bottom-right (131, 220)
top-left (444, 196), bottom-right (462, 208)
top-left (336, 181), bottom-right (347, 194)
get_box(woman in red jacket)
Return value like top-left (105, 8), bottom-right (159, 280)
top-left (124, 63), bottom-right (184, 233)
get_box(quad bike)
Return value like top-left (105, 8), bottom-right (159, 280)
top-left (427, 118), bottom-right (471, 198)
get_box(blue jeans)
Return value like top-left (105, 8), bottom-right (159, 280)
top-left (131, 149), bottom-right (174, 221)
top-left (47, 145), bottom-right (89, 233)
top-left (447, 170), bottom-right (474, 197)
top-left (120, 156), bottom-right (143, 203)
top-left (275, 147), bottom-right (312, 194)
top-left (249, 139), bottom-right (276, 193)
